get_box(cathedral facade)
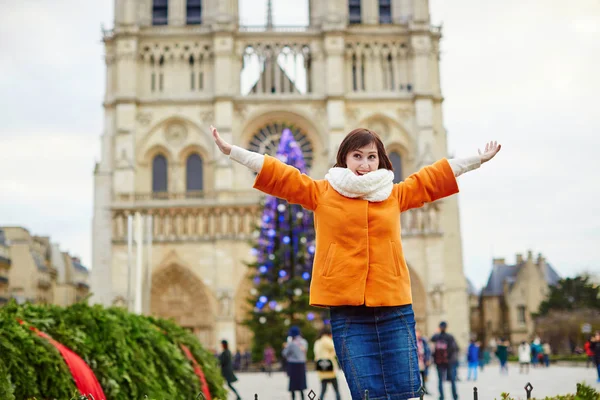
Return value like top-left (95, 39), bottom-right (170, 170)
top-left (91, 0), bottom-right (471, 352)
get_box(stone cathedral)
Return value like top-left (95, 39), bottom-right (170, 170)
top-left (91, 0), bottom-right (471, 352)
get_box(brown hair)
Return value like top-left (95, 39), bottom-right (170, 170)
top-left (334, 128), bottom-right (393, 170)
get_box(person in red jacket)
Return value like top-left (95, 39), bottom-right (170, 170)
top-left (213, 125), bottom-right (501, 399)
top-left (585, 336), bottom-right (595, 368)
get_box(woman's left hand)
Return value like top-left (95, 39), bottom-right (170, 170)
top-left (478, 141), bottom-right (501, 164)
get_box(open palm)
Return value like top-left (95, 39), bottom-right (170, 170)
top-left (211, 125), bottom-right (232, 156)
top-left (478, 141), bottom-right (501, 164)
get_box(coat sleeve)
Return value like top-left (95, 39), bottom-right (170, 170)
top-left (395, 158), bottom-right (459, 212)
top-left (253, 154), bottom-right (320, 211)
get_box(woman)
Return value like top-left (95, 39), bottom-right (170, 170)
top-left (263, 344), bottom-right (275, 376)
top-left (282, 326), bottom-right (308, 400)
top-left (495, 339), bottom-right (509, 375)
top-left (314, 326), bottom-right (342, 400)
top-left (415, 329), bottom-right (431, 394)
top-left (212, 126), bottom-right (501, 399)
top-left (219, 340), bottom-right (242, 400)
top-left (518, 341), bottom-right (531, 374)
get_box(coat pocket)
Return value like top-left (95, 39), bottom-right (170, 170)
top-left (321, 243), bottom-right (337, 277)
top-left (390, 241), bottom-right (401, 277)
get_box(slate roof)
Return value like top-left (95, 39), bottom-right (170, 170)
top-left (482, 261), bottom-right (560, 296)
top-left (31, 251), bottom-right (48, 271)
top-left (72, 258), bottom-right (89, 274)
top-left (467, 278), bottom-right (478, 296)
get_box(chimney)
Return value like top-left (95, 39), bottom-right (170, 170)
top-left (493, 258), bottom-right (506, 266)
top-left (537, 253), bottom-right (545, 266)
top-left (516, 253), bottom-right (523, 264)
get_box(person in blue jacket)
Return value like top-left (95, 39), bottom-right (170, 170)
top-left (467, 339), bottom-right (480, 381)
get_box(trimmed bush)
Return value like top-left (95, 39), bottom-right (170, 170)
top-left (0, 300), bottom-right (226, 399)
top-left (497, 382), bottom-right (599, 400)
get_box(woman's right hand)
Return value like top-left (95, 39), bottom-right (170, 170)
top-left (211, 125), bottom-right (232, 156)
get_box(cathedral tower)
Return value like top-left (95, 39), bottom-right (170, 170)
top-left (92, 0), bottom-right (471, 350)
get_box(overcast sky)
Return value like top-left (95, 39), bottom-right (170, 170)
top-left (0, 0), bottom-right (598, 289)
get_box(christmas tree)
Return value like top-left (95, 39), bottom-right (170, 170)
top-left (244, 127), bottom-right (321, 362)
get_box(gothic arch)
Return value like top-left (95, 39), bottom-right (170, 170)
top-left (409, 266), bottom-right (427, 331)
top-left (142, 144), bottom-right (174, 167)
top-left (234, 272), bottom-right (255, 352)
top-left (358, 113), bottom-right (414, 153)
top-left (240, 109), bottom-right (327, 165)
top-left (151, 263), bottom-right (216, 347)
top-left (179, 144), bottom-right (214, 193)
top-left (137, 116), bottom-right (212, 166)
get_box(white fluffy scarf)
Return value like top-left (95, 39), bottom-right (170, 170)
top-left (325, 168), bottom-right (395, 202)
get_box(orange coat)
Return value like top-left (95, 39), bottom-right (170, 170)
top-left (253, 155), bottom-right (459, 307)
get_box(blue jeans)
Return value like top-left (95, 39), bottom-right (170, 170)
top-left (467, 361), bottom-right (478, 380)
top-left (330, 304), bottom-right (421, 400)
top-left (436, 364), bottom-right (458, 400)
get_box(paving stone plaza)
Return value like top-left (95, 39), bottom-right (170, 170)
top-left (227, 364), bottom-right (600, 400)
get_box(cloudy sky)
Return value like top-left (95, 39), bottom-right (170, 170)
top-left (0, 0), bottom-right (598, 289)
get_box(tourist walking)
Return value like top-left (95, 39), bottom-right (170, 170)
top-left (282, 326), bottom-right (308, 400)
top-left (314, 326), bottom-right (342, 400)
top-left (416, 328), bottom-right (431, 394)
top-left (219, 340), bottom-right (242, 400)
top-left (495, 339), bottom-right (509, 374)
top-left (585, 336), bottom-right (595, 368)
top-left (466, 339), bottom-right (479, 381)
top-left (212, 125), bottom-right (501, 399)
top-left (518, 341), bottom-right (531, 374)
top-left (431, 322), bottom-right (459, 400)
top-left (592, 331), bottom-right (600, 383)
top-left (263, 344), bottom-right (275, 376)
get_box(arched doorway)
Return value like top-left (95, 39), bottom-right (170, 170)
top-left (409, 268), bottom-right (428, 332)
top-left (151, 264), bottom-right (215, 347)
top-left (234, 272), bottom-right (254, 352)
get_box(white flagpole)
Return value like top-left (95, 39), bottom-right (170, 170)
top-left (134, 212), bottom-right (144, 314)
top-left (127, 214), bottom-right (133, 311)
top-left (145, 214), bottom-right (153, 314)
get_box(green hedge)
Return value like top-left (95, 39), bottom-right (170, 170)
top-left (497, 383), bottom-right (598, 400)
top-left (507, 354), bottom-right (588, 363)
top-left (0, 300), bottom-right (227, 400)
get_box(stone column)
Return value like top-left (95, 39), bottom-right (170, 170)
top-left (324, 33), bottom-right (346, 163)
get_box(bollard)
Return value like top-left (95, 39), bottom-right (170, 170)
top-left (364, 389), bottom-right (370, 399)
top-left (473, 387), bottom-right (478, 400)
top-left (525, 382), bottom-right (534, 399)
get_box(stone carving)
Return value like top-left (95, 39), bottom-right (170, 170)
top-left (136, 111), bottom-right (152, 125)
top-left (219, 292), bottom-right (232, 317)
top-left (234, 104), bottom-right (247, 120)
top-left (164, 122), bottom-right (188, 145)
top-left (345, 107), bottom-right (360, 124)
top-left (199, 110), bottom-right (214, 125)
top-left (116, 149), bottom-right (132, 169)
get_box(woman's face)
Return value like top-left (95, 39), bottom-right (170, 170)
top-left (345, 142), bottom-right (380, 176)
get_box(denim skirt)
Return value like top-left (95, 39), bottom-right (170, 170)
top-left (330, 304), bottom-right (421, 400)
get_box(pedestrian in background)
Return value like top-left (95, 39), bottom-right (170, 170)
top-left (314, 326), bottom-right (342, 400)
top-left (282, 326), bottom-right (308, 400)
top-left (431, 321), bottom-right (459, 400)
top-left (518, 341), bottom-right (531, 374)
top-left (416, 328), bottom-right (431, 394)
top-left (466, 339), bottom-right (479, 381)
top-left (219, 340), bottom-right (242, 400)
top-left (263, 344), bottom-right (275, 376)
